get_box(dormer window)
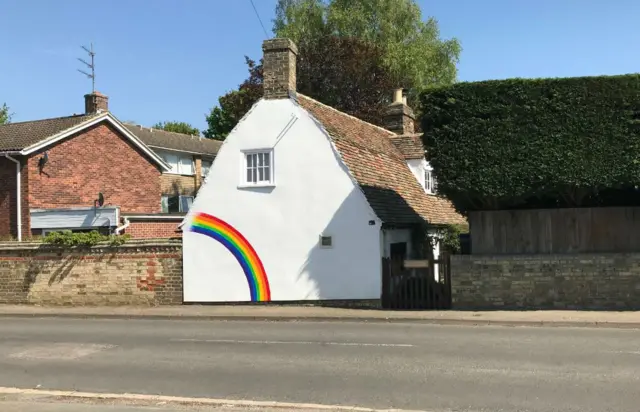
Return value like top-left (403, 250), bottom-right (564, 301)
top-left (425, 166), bottom-right (436, 194)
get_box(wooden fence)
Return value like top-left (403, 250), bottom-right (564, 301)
top-left (469, 207), bottom-right (640, 254)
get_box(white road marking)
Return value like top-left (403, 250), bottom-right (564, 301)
top-left (0, 387), bottom-right (427, 412)
top-left (8, 343), bottom-right (116, 360)
top-left (606, 350), bottom-right (640, 355)
top-left (171, 338), bottom-right (414, 347)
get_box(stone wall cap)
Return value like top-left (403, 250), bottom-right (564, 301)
top-left (0, 238), bottom-right (182, 251)
top-left (262, 38), bottom-right (298, 55)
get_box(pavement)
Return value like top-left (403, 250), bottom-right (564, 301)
top-left (2, 304), bottom-right (640, 328)
top-left (1, 317), bottom-right (640, 411)
top-left (0, 394), bottom-right (334, 412)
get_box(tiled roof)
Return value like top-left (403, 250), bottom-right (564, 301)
top-left (389, 134), bottom-right (425, 160)
top-left (0, 114), bottom-right (221, 157)
top-left (0, 114), bottom-right (98, 151)
top-left (124, 124), bottom-right (221, 156)
top-left (297, 94), bottom-right (464, 226)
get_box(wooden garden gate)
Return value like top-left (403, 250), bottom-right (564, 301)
top-left (381, 253), bottom-right (452, 310)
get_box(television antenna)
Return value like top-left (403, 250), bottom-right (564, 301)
top-left (77, 43), bottom-right (96, 93)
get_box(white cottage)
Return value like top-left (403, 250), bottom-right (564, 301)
top-left (182, 38), bottom-right (464, 303)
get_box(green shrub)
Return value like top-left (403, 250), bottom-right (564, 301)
top-left (420, 74), bottom-right (640, 213)
top-left (43, 230), bottom-right (131, 247)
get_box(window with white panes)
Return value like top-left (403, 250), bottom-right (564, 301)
top-left (158, 151), bottom-right (194, 175)
top-left (424, 167), bottom-right (436, 194)
top-left (201, 159), bottom-right (213, 178)
top-left (244, 151), bottom-right (273, 185)
top-left (161, 195), bottom-right (194, 213)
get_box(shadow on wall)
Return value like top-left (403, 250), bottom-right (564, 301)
top-left (290, 184), bottom-right (424, 306)
top-left (0, 157), bottom-right (17, 238)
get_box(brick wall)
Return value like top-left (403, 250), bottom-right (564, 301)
top-left (451, 254), bottom-right (640, 310)
top-left (160, 175), bottom-right (197, 197)
top-left (0, 239), bottom-right (182, 305)
top-left (125, 221), bottom-right (182, 239)
top-left (28, 122), bottom-right (162, 214)
top-left (159, 155), bottom-right (204, 198)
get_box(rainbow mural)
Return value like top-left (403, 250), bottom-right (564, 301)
top-left (188, 212), bottom-right (271, 302)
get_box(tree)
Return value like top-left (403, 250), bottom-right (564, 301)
top-left (203, 58), bottom-right (263, 140)
top-left (0, 103), bottom-right (11, 125)
top-left (152, 121), bottom-right (200, 136)
top-left (273, 0), bottom-right (461, 90)
top-left (204, 35), bottom-right (396, 140)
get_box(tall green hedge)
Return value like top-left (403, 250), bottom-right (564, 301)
top-left (420, 74), bottom-right (640, 213)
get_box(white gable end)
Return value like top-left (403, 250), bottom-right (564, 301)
top-left (183, 98), bottom-right (382, 303)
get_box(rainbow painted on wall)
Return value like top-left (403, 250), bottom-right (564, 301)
top-left (188, 212), bottom-right (271, 302)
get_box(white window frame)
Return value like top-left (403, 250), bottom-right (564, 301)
top-left (424, 165), bottom-right (436, 195)
top-left (201, 158), bottom-right (213, 178)
top-left (158, 150), bottom-right (195, 176)
top-left (161, 194), bottom-right (194, 213)
top-left (240, 149), bottom-right (274, 187)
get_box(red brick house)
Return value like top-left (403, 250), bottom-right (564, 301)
top-left (0, 92), bottom-right (220, 240)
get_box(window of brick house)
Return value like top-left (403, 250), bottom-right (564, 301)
top-left (158, 151), bottom-right (194, 175)
top-left (201, 159), bottom-right (213, 178)
top-left (242, 150), bottom-right (273, 186)
top-left (161, 195), bottom-right (194, 213)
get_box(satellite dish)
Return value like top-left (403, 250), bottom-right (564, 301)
top-left (38, 152), bottom-right (48, 170)
top-left (97, 192), bottom-right (104, 207)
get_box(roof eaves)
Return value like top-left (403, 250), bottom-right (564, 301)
top-left (19, 113), bottom-right (108, 155)
top-left (16, 113), bottom-right (171, 172)
top-left (106, 115), bottom-right (172, 172)
top-left (147, 144), bottom-right (217, 157)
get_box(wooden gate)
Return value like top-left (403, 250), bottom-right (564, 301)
top-left (381, 253), bottom-right (452, 310)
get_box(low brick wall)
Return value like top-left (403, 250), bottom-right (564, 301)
top-left (451, 254), bottom-right (640, 310)
top-left (0, 239), bottom-right (182, 306)
top-left (125, 221), bottom-right (182, 239)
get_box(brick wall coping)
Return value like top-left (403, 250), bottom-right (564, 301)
top-left (0, 238), bottom-right (181, 251)
top-left (122, 214), bottom-right (186, 221)
top-left (453, 253), bottom-right (640, 260)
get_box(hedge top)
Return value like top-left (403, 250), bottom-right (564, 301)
top-left (419, 73), bottom-right (640, 213)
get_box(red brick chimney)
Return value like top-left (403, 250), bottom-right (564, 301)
top-left (262, 38), bottom-right (298, 99)
top-left (84, 91), bottom-right (109, 114)
top-left (384, 88), bottom-right (415, 135)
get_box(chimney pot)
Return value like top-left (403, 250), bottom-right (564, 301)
top-left (384, 88), bottom-right (415, 135)
top-left (393, 88), bottom-right (403, 104)
top-left (262, 38), bottom-right (298, 99)
top-left (84, 92), bottom-right (109, 114)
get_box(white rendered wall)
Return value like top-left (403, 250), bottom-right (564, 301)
top-left (183, 98), bottom-right (382, 302)
top-left (407, 158), bottom-right (427, 188)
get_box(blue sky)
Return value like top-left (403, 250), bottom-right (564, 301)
top-left (1, 0), bottom-right (639, 132)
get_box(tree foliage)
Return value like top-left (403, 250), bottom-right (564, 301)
top-left (152, 121), bottom-right (200, 136)
top-left (420, 74), bottom-right (640, 214)
top-left (204, 35), bottom-right (395, 139)
top-left (204, 58), bottom-right (263, 140)
top-left (0, 103), bottom-right (11, 124)
top-left (204, 0), bottom-right (460, 140)
top-left (273, 0), bottom-right (461, 89)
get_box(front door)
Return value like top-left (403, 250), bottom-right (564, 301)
top-left (390, 242), bottom-right (407, 261)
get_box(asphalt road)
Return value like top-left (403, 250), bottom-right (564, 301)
top-left (0, 318), bottom-right (639, 412)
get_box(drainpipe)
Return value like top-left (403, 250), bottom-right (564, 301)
top-left (4, 155), bottom-right (21, 242)
top-left (114, 217), bottom-right (130, 235)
